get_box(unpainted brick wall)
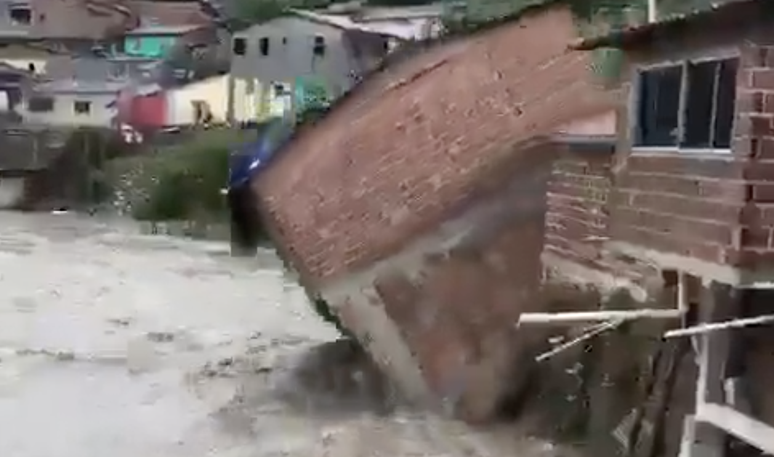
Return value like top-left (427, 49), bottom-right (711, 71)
top-left (360, 146), bottom-right (554, 422)
top-left (253, 4), bottom-right (612, 287)
top-left (545, 145), bottom-right (613, 269)
top-left (606, 16), bottom-right (774, 269)
top-left (736, 37), bottom-right (774, 269)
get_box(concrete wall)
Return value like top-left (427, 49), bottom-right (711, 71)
top-left (318, 145), bottom-right (552, 421)
top-left (167, 74), bottom-right (229, 125)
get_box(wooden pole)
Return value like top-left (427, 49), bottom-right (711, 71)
top-left (682, 281), bottom-right (735, 457)
top-left (664, 314), bottom-right (774, 339)
top-left (518, 308), bottom-right (684, 326)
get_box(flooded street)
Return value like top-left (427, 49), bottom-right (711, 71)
top-left (0, 212), bottom-right (562, 457)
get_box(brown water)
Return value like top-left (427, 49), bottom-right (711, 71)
top-left (0, 212), bottom-right (567, 457)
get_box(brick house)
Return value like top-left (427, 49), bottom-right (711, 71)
top-left (571, 0), bottom-right (774, 455)
top-left (252, 0), bottom-right (617, 421)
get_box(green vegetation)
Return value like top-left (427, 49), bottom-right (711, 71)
top-left (108, 129), bottom-right (254, 223)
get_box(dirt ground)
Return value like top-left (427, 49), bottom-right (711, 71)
top-left (0, 211), bottom-right (573, 457)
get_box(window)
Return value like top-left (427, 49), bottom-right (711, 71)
top-left (73, 100), bottom-right (91, 115)
top-left (313, 35), bottom-right (325, 57)
top-left (273, 83), bottom-right (286, 97)
top-left (9, 6), bottom-right (31, 25)
top-left (635, 57), bottom-right (738, 151)
top-left (27, 96), bottom-right (54, 112)
top-left (259, 37), bottom-right (269, 56)
top-left (27, 62), bottom-right (35, 73)
top-left (232, 37), bottom-right (246, 56)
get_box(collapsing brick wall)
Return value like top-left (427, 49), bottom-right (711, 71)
top-left (544, 143), bottom-right (613, 268)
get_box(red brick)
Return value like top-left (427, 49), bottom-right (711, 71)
top-left (622, 192), bottom-right (744, 224)
top-left (740, 227), bottom-right (772, 249)
top-left (758, 138), bottom-right (774, 159)
top-left (615, 207), bottom-right (733, 246)
top-left (749, 115), bottom-right (774, 137)
top-left (752, 69), bottom-right (774, 90)
top-left (753, 183), bottom-right (774, 202)
top-left (741, 203), bottom-right (774, 226)
top-left (626, 155), bottom-right (744, 180)
top-left (254, 4), bottom-right (610, 283)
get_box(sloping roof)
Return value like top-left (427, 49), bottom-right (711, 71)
top-left (287, 9), bottom-right (411, 38)
top-left (125, 24), bottom-right (206, 35)
top-left (253, 2), bottom-right (614, 283)
top-left (28, 0), bottom-right (136, 39)
top-left (571, 0), bottom-right (771, 51)
top-left (34, 78), bottom-right (127, 94)
top-left (133, 1), bottom-right (213, 25)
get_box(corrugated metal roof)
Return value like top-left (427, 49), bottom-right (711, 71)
top-left (34, 78), bottom-right (127, 94)
top-left (133, 0), bottom-right (213, 25)
top-left (125, 24), bottom-right (205, 36)
top-left (287, 9), bottom-right (412, 39)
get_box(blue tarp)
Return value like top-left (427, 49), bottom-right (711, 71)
top-left (228, 117), bottom-right (295, 190)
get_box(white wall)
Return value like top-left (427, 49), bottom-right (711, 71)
top-left (0, 177), bottom-right (25, 209)
top-left (167, 75), bottom-right (229, 126)
top-left (20, 93), bottom-right (118, 127)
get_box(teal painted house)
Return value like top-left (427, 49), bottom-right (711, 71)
top-left (113, 24), bottom-right (205, 59)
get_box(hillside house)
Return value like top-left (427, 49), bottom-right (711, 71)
top-left (251, 1), bottom-right (616, 421)
top-left (228, 10), bottom-right (401, 123)
top-left (117, 73), bottom-right (230, 130)
top-left (571, 0), bottom-right (774, 455)
top-left (20, 79), bottom-right (124, 127)
top-left (111, 23), bottom-right (216, 60)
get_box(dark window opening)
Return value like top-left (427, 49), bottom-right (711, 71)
top-left (73, 100), bottom-right (91, 115)
top-left (313, 35), bottom-right (325, 57)
top-left (282, 37), bottom-right (287, 45)
top-left (259, 37), bottom-right (269, 56)
top-left (682, 58), bottom-right (738, 149)
top-left (635, 57), bottom-right (738, 150)
top-left (27, 62), bottom-right (35, 72)
top-left (232, 37), bottom-right (246, 56)
top-left (9, 6), bottom-right (31, 25)
top-left (713, 58), bottom-right (738, 149)
top-left (27, 96), bottom-right (53, 112)
top-left (636, 65), bottom-right (682, 147)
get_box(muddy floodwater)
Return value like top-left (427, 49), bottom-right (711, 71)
top-left (0, 212), bottom-right (565, 457)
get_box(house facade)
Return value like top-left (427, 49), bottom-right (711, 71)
top-left (570, 1), bottom-right (774, 455)
top-left (229, 12), bottom-right (395, 122)
top-left (20, 79), bottom-right (124, 127)
top-left (111, 23), bottom-right (215, 60)
top-left (251, 2), bottom-right (614, 422)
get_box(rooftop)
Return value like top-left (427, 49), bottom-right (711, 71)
top-left (34, 78), bottom-right (128, 94)
top-left (125, 24), bottom-right (206, 36)
top-left (287, 9), bottom-right (411, 38)
top-left (571, 0), bottom-right (772, 51)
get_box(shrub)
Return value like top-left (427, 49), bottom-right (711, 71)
top-left (125, 129), bottom-right (249, 223)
